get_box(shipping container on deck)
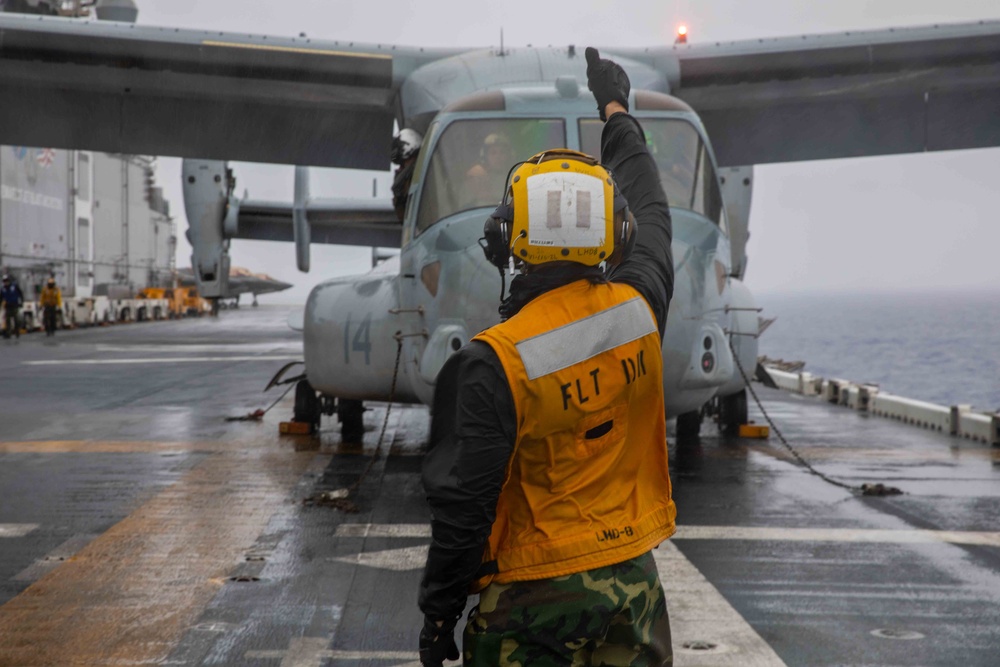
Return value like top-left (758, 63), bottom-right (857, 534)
top-left (0, 146), bottom-right (71, 298)
top-left (1, 146), bottom-right (175, 301)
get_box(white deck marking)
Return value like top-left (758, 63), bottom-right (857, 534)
top-left (245, 637), bottom-right (454, 667)
top-left (0, 524), bottom-right (38, 538)
top-left (24, 356), bottom-right (299, 366)
top-left (336, 523), bottom-right (431, 538)
top-left (673, 525), bottom-right (1000, 547)
top-left (331, 523), bottom-right (787, 665)
top-left (335, 523), bottom-right (1000, 547)
top-left (94, 343), bottom-right (302, 353)
top-left (327, 523), bottom-right (1000, 664)
top-left (332, 545), bottom-right (429, 571)
top-left (654, 542), bottom-right (786, 666)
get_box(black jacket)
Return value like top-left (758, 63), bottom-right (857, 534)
top-left (418, 112), bottom-right (674, 622)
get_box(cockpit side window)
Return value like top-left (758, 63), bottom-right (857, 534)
top-left (408, 121), bottom-right (438, 203)
top-left (693, 142), bottom-right (725, 229)
top-left (579, 118), bottom-right (724, 229)
top-left (416, 118), bottom-right (566, 234)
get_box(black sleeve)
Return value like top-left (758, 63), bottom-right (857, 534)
top-left (419, 340), bottom-right (516, 622)
top-left (601, 113), bottom-right (674, 337)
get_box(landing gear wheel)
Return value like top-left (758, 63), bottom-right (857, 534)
top-left (338, 399), bottom-right (365, 444)
top-left (719, 389), bottom-right (748, 436)
top-left (674, 408), bottom-right (704, 471)
top-left (293, 380), bottom-right (321, 431)
top-left (676, 410), bottom-right (702, 442)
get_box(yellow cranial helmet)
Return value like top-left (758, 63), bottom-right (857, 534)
top-left (506, 150), bottom-right (626, 267)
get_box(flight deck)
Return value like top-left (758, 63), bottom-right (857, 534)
top-left (1, 306), bottom-right (998, 666)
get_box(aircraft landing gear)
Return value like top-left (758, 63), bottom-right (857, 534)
top-left (673, 409), bottom-right (703, 472)
top-left (676, 410), bottom-right (702, 442)
top-left (293, 379), bottom-right (321, 432)
top-left (718, 389), bottom-right (748, 436)
top-left (338, 399), bottom-right (365, 444)
top-left (252, 296), bottom-right (259, 307)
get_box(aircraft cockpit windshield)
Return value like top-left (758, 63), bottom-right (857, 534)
top-left (580, 118), bottom-right (725, 231)
top-left (416, 118), bottom-right (566, 233)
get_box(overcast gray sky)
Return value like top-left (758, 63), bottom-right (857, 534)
top-left (139, 0), bottom-right (1000, 303)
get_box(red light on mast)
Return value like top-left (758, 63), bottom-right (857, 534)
top-left (675, 25), bottom-right (688, 45)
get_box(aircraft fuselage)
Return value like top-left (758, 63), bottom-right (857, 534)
top-left (303, 85), bottom-right (759, 419)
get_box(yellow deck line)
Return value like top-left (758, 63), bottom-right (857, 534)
top-left (0, 440), bottom-right (240, 454)
top-left (0, 444), bottom-right (315, 666)
top-left (0, 437), bottom-right (393, 456)
top-left (202, 39), bottom-right (392, 60)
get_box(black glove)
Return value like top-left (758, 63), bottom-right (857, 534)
top-left (419, 616), bottom-right (460, 667)
top-left (585, 47), bottom-right (630, 121)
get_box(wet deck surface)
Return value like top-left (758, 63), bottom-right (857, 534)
top-left (1, 306), bottom-right (998, 666)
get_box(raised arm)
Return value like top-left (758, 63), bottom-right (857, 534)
top-left (585, 48), bottom-right (674, 337)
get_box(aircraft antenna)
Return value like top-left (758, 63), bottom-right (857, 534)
top-left (500, 28), bottom-right (505, 57)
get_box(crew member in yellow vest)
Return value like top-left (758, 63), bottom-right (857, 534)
top-left (39, 277), bottom-right (62, 337)
top-left (418, 48), bottom-right (675, 666)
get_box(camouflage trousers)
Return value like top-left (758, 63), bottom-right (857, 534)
top-left (463, 551), bottom-right (672, 666)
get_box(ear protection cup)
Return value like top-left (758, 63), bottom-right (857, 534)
top-left (619, 209), bottom-right (636, 263)
top-left (605, 171), bottom-right (634, 268)
top-left (604, 208), bottom-right (635, 270)
top-left (481, 203), bottom-right (513, 270)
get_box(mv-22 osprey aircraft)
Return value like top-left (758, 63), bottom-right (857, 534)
top-left (1, 6), bottom-right (999, 441)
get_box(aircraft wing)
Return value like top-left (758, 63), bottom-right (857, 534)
top-left (235, 198), bottom-right (401, 248)
top-left (0, 14), bottom-right (458, 168)
top-left (177, 267), bottom-right (292, 296)
top-left (226, 273), bottom-right (293, 297)
top-left (627, 20), bottom-right (1000, 166)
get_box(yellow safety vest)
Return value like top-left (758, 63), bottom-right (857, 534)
top-left (40, 286), bottom-right (61, 308)
top-left (472, 279), bottom-right (675, 587)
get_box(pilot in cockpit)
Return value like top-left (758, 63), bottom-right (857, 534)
top-left (464, 132), bottom-right (514, 205)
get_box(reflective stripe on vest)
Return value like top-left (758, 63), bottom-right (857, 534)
top-left (473, 279), bottom-right (675, 587)
top-left (515, 297), bottom-right (657, 380)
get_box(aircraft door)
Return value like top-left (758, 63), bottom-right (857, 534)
top-left (396, 210), bottom-right (498, 406)
top-left (397, 121), bottom-right (440, 404)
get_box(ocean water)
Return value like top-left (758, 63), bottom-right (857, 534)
top-left (755, 290), bottom-right (1000, 412)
